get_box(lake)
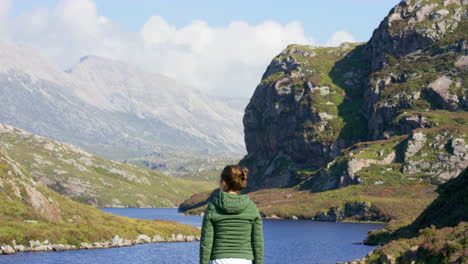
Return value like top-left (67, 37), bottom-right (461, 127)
top-left (0, 208), bottom-right (383, 264)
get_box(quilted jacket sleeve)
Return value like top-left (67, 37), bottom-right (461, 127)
top-left (199, 204), bottom-right (214, 264)
top-left (251, 208), bottom-right (264, 264)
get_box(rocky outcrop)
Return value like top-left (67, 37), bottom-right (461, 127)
top-left (425, 76), bottom-right (459, 110)
top-left (403, 132), bottom-right (427, 160)
top-left (340, 152), bottom-right (396, 187)
top-left (366, 0), bottom-right (467, 71)
top-left (402, 128), bottom-right (467, 181)
top-left (242, 43), bottom-right (370, 190)
top-left (313, 201), bottom-right (377, 222)
top-left (364, 1), bottom-right (467, 140)
top-left (241, 1), bottom-right (466, 193)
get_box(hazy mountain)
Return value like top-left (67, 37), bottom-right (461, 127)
top-left (0, 41), bottom-right (245, 160)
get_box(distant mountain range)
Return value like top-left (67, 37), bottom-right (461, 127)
top-left (0, 41), bottom-right (246, 160)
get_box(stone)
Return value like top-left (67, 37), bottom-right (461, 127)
top-left (417, 3), bottom-right (439, 21)
top-left (1, 245), bottom-right (15, 254)
top-left (185, 235), bottom-right (196, 242)
top-left (455, 55), bottom-right (468, 68)
top-left (451, 138), bottom-right (466, 157)
top-left (52, 244), bottom-right (73, 251)
top-left (404, 132), bottom-right (427, 161)
top-left (152, 235), bottom-right (164, 242)
top-left (27, 240), bottom-right (42, 247)
top-left (13, 245), bottom-right (25, 252)
top-left (430, 9), bottom-right (450, 21)
top-left (135, 234), bottom-right (151, 244)
top-left (111, 235), bottom-right (123, 246)
top-left (427, 76), bottom-right (459, 110)
top-left (80, 242), bottom-right (92, 249)
top-left (444, 0), bottom-right (461, 6)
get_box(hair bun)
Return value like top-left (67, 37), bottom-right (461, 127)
top-left (221, 165), bottom-right (248, 191)
top-left (241, 168), bottom-right (248, 181)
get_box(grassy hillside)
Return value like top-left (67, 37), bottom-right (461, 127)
top-left (0, 150), bottom-right (199, 248)
top-left (0, 124), bottom-right (215, 208)
top-left (358, 169), bottom-right (467, 264)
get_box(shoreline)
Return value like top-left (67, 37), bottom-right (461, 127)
top-left (0, 234), bottom-right (200, 256)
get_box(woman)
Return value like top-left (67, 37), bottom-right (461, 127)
top-left (200, 165), bottom-right (264, 264)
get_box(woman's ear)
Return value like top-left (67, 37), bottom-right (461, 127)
top-left (219, 180), bottom-right (227, 191)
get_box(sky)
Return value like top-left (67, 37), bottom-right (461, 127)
top-left (1, 0), bottom-right (399, 97)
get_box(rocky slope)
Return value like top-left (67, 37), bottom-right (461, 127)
top-left (241, 0), bottom-right (467, 191)
top-left (0, 149), bottom-right (200, 255)
top-left (0, 41), bottom-right (244, 161)
top-left (0, 124), bottom-right (215, 207)
top-left (180, 0), bottom-right (467, 224)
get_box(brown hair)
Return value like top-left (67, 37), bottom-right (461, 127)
top-left (221, 165), bottom-right (248, 192)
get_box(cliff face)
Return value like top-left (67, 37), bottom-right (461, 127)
top-left (243, 43), bottom-right (371, 190)
top-left (242, 0), bottom-right (467, 191)
top-left (365, 0), bottom-right (467, 140)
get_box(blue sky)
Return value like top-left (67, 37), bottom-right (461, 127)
top-left (3, 0), bottom-right (400, 96)
top-left (11, 0), bottom-right (398, 44)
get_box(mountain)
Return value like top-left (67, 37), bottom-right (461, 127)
top-left (241, 0), bottom-right (467, 191)
top-left (68, 56), bottom-right (244, 154)
top-left (0, 147), bottom-right (200, 254)
top-left (0, 124), bottom-right (215, 207)
top-left (180, 0), bottom-right (467, 222)
top-left (0, 41), bottom-right (244, 161)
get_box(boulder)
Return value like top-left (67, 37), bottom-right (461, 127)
top-left (27, 240), bottom-right (42, 248)
top-left (426, 76), bottom-right (459, 110)
top-left (135, 234), bottom-right (151, 244)
top-left (152, 235), bottom-right (164, 242)
top-left (111, 235), bottom-right (123, 246)
top-left (404, 132), bottom-right (427, 161)
top-left (13, 245), bottom-right (25, 252)
top-left (1, 245), bottom-right (15, 254)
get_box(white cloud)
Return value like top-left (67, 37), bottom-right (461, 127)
top-left (2, 0), bottom-right (357, 97)
top-left (325, 30), bottom-right (356, 47)
top-left (0, 0), bottom-right (11, 32)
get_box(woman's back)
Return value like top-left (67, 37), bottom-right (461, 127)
top-left (199, 165), bottom-right (264, 264)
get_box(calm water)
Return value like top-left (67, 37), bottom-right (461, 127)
top-left (0, 208), bottom-right (383, 264)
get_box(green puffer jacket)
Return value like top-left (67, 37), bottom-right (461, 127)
top-left (199, 191), bottom-right (264, 264)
